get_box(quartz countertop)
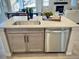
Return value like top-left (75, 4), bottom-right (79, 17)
top-left (0, 16), bottom-right (78, 28)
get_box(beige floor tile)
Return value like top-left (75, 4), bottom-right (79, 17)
top-left (7, 53), bottom-right (79, 59)
top-left (8, 56), bottom-right (79, 59)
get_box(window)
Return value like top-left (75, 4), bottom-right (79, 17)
top-left (11, 0), bottom-right (36, 12)
top-left (13, 3), bottom-right (19, 11)
top-left (23, 0), bottom-right (36, 12)
top-left (10, 0), bottom-right (19, 12)
top-left (24, 0), bottom-right (36, 8)
top-left (43, 0), bottom-right (49, 6)
top-left (71, 0), bottom-right (77, 7)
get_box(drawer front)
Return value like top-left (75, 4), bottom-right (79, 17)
top-left (5, 28), bottom-right (44, 34)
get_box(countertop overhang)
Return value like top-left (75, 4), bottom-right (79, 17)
top-left (0, 16), bottom-right (78, 28)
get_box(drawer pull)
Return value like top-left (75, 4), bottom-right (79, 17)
top-left (24, 35), bottom-right (26, 42)
top-left (27, 36), bottom-right (29, 42)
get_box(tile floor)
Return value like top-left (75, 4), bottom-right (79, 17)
top-left (7, 52), bottom-right (79, 59)
top-left (6, 41), bottom-right (79, 59)
top-left (8, 55), bottom-right (79, 59)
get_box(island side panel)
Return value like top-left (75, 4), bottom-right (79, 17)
top-left (0, 29), bottom-right (11, 56)
top-left (66, 28), bottom-right (73, 55)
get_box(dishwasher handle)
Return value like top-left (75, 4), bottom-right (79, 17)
top-left (46, 30), bottom-right (67, 33)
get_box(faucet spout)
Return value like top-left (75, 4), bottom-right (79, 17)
top-left (27, 15), bottom-right (30, 21)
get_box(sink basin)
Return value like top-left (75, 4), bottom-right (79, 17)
top-left (13, 21), bottom-right (41, 25)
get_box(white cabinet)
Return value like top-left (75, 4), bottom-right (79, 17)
top-left (7, 34), bottom-right (26, 52)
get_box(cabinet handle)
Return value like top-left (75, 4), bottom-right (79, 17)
top-left (27, 36), bottom-right (29, 42)
top-left (24, 35), bottom-right (26, 42)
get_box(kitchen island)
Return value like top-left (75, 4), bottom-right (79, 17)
top-left (0, 16), bottom-right (78, 56)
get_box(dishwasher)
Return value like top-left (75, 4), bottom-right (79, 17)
top-left (45, 29), bottom-right (70, 52)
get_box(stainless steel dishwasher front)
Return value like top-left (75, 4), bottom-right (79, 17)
top-left (45, 29), bottom-right (69, 52)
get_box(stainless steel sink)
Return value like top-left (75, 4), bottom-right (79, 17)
top-left (13, 21), bottom-right (41, 25)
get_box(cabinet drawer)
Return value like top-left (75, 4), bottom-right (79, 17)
top-left (5, 28), bottom-right (44, 34)
top-left (26, 32), bottom-right (44, 36)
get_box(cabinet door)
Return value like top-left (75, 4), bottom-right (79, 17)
top-left (7, 34), bottom-right (26, 52)
top-left (27, 33), bottom-right (44, 52)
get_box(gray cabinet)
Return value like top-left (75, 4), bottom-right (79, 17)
top-left (27, 33), bottom-right (44, 52)
top-left (6, 28), bottom-right (44, 53)
top-left (7, 34), bottom-right (26, 52)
